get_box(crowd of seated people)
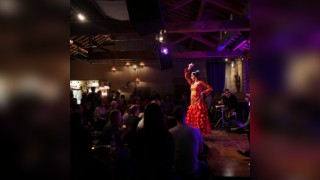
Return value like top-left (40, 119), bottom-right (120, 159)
top-left (70, 89), bottom-right (214, 180)
top-left (72, 88), bottom-right (251, 177)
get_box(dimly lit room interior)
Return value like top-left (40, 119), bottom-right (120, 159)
top-left (70, 0), bottom-right (250, 179)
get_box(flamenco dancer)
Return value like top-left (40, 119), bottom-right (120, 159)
top-left (184, 63), bottom-right (213, 135)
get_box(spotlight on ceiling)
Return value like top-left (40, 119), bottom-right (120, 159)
top-left (155, 29), bottom-right (166, 43)
top-left (161, 46), bottom-right (169, 55)
top-left (77, 13), bottom-right (86, 21)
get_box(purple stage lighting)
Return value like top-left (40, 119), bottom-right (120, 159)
top-left (161, 47), bottom-right (168, 55)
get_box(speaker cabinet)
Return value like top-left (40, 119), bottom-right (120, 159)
top-left (157, 46), bottom-right (173, 70)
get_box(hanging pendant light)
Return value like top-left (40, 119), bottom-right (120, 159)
top-left (111, 66), bottom-right (117, 73)
top-left (139, 61), bottom-right (145, 68)
top-left (125, 62), bottom-right (131, 68)
top-left (135, 76), bottom-right (140, 84)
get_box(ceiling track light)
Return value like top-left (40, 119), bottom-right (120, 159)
top-left (77, 13), bottom-right (86, 21)
top-left (155, 29), bottom-right (167, 43)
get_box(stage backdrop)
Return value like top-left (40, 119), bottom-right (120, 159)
top-left (206, 62), bottom-right (226, 94)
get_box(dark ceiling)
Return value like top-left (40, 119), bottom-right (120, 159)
top-left (70, 0), bottom-right (250, 63)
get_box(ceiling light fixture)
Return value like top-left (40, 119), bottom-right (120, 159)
top-left (139, 61), bottom-right (145, 68)
top-left (111, 66), bottom-right (117, 73)
top-left (135, 76), bottom-right (140, 84)
top-left (132, 64), bottom-right (138, 71)
top-left (125, 62), bottom-right (131, 68)
top-left (161, 47), bottom-right (169, 55)
top-left (155, 29), bottom-right (166, 43)
top-left (77, 13), bottom-right (86, 21)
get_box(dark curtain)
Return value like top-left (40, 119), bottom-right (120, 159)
top-left (206, 62), bottom-right (226, 94)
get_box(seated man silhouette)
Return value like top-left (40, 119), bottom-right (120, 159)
top-left (221, 89), bottom-right (238, 121)
top-left (169, 105), bottom-right (209, 179)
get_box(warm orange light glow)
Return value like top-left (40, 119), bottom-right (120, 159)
top-left (132, 64), bottom-right (138, 71)
top-left (125, 62), bottom-right (131, 67)
top-left (111, 66), bottom-right (117, 73)
top-left (135, 76), bottom-right (140, 84)
top-left (77, 13), bottom-right (86, 21)
top-left (139, 61), bottom-right (145, 68)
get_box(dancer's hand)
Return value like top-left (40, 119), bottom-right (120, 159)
top-left (188, 63), bottom-right (194, 70)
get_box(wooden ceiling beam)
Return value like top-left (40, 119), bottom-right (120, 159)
top-left (207, 0), bottom-right (244, 17)
top-left (70, 20), bottom-right (134, 35)
top-left (166, 20), bottom-right (249, 33)
top-left (188, 0), bottom-right (208, 50)
top-left (87, 51), bottom-right (158, 60)
top-left (168, 36), bottom-right (189, 46)
top-left (78, 50), bottom-right (244, 60)
top-left (172, 50), bottom-right (244, 59)
top-left (71, 20), bottom-right (249, 35)
top-left (196, 0), bottom-right (207, 20)
top-left (216, 31), bottom-right (240, 51)
top-left (167, 0), bottom-right (193, 13)
top-left (185, 34), bottom-right (216, 48)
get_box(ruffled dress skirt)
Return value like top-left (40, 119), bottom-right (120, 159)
top-left (186, 103), bottom-right (211, 135)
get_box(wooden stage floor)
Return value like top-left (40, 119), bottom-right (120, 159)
top-left (204, 128), bottom-right (250, 179)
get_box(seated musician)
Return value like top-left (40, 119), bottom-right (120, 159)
top-left (221, 89), bottom-right (238, 120)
